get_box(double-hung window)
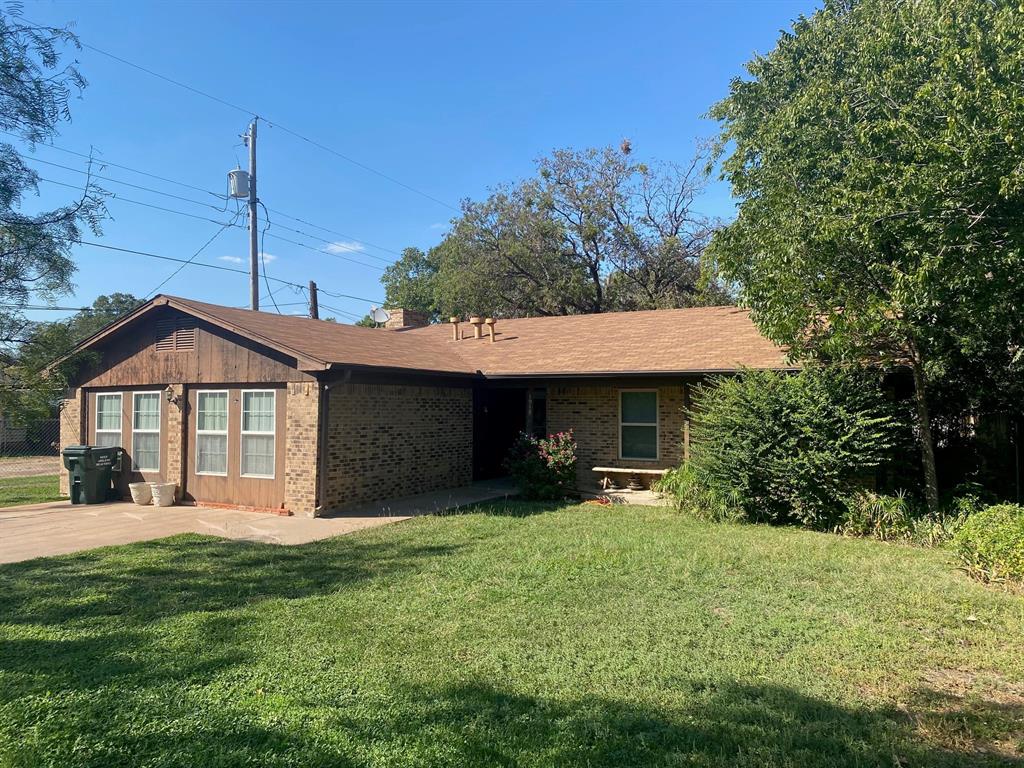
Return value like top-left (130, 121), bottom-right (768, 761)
top-left (196, 391), bottom-right (228, 475)
top-left (620, 390), bottom-right (658, 460)
top-left (95, 393), bottom-right (122, 448)
top-left (241, 390), bottom-right (275, 478)
top-left (132, 392), bottom-right (161, 471)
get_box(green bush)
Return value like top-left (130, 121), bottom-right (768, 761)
top-left (953, 504), bottom-right (1024, 583)
top-left (505, 430), bottom-right (577, 500)
top-left (837, 490), bottom-right (967, 547)
top-left (666, 367), bottom-right (906, 529)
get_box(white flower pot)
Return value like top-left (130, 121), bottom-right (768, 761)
top-left (128, 482), bottom-right (152, 506)
top-left (149, 482), bottom-right (177, 507)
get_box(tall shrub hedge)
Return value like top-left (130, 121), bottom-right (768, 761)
top-left (667, 368), bottom-right (907, 529)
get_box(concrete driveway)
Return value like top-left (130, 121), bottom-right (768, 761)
top-left (0, 501), bottom-right (411, 564)
top-left (0, 479), bottom-right (515, 564)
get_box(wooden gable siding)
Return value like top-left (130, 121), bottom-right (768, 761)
top-left (76, 307), bottom-right (313, 388)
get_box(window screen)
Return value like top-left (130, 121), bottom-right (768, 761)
top-left (620, 391), bottom-right (658, 460)
top-left (132, 392), bottom-right (160, 471)
top-left (95, 393), bottom-right (122, 448)
top-left (196, 391), bottom-right (228, 475)
top-left (241, 390), bottom-right (275, 477)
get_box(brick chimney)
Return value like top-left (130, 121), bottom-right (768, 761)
top-left (384, 308), bottom-right (430, 329)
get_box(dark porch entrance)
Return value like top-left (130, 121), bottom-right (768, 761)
top-left (472, 387), bottom-right (527, 480)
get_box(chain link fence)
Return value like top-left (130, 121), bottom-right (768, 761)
top-left (0, 416), bottom-right (61, 506)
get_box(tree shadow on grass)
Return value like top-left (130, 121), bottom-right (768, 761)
top-left (6, 679), bottom-right (1019, 767)
top-left (0, 534), bottom-right (465, 627)
top-left (323, 680), bottom-right (1023, 768)
top-left (0, 533), bottom-right (470, 698)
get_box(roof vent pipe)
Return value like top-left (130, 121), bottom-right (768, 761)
top-left (469, 315), bottom-right (483, 339)
top-left (485, 317), bottom-right (495, 343)
top-left (450, 316), bottom-right (460, 341)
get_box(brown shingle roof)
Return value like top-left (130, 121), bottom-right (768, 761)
top-left (163, 296), bottom-right (472, 374)
top-left (73, 296), bottom-right (790, 377)
top-left (398, 306), bottom-right (792, 376)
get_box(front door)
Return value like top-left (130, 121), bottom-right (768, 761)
top-left (183, 385), bottom-right (286, 509)
top-left (473, 387), bottom-right (527, 480)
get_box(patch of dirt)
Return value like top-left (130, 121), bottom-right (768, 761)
top-left (922, 669), bottom-right (1024, 707)
top-left (911, 669), bottom-right (1024, 760)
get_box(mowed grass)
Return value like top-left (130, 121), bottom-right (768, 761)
top-left (0, 474), bottom-right (61, 507)
top-left (1, 502), bottom-right (1022, 767)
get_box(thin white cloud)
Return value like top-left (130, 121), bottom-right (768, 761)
top-left (429, 222), bottom-right (448, 230)
top-left (325, 240), bottom-right (365, 254)
top-left (218, 252), bottom-right (277, 264)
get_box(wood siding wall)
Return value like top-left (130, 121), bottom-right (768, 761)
top-left (184, 386), bottom-right (287, 509)
top-left (75, 307), bottom-right (312, 389)
top-left (69, 308), bottom-right (310, 510)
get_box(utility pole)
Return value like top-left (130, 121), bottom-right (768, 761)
top-left (308, 280), bottom-right (319, 319)
top-left (247, 118), bottom-right (259, 311)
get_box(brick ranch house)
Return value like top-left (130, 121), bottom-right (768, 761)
top-left (57, 295), bottom-right (792, 516)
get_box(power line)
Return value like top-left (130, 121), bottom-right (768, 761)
top-left (145, 209), bottom-right (244, 298)
top-left (260, 218), bottom-right (392, 265)
top-left (263, 123), bottom-right (458, 212)
top-left (257, 200), bottom-right (281, 314)
top-left (319, 302), bottom-right (363, 321)
top-left (17, 151), bottom-right (229, 212)
top-left (66, 33), bottom-right (458, 211)
top-left (37, 176), bottom-right (241, 226)
top-left (264, 206), bottom-right (402, 261)
top-left (0, 304), bottom-right (93, 311)
top-left (0, 128), bottom-right (228, 199)
top-left (264, 232), bottom-right (385, 271)
top-left (72, 240), bottom-right (385, 304)
top-left (6, 132), bottom-right (409, 262)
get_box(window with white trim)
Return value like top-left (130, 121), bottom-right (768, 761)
top-left (196, 391), bottom-right (228, 475)
top-left (240, 390), bottom-right (275, 478)
top-left (95, 393), bottom-right (122, 448)
top-left (620, 390), bottom-right (658, 460)
top-left (132, 392), bottom-right (161, 471)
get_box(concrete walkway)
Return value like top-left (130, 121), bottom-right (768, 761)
top-left (0, 479), bottom-right (515, 564)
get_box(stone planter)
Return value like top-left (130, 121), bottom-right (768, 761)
top-left (149, 482), bottom-right (177, 507)
top-left (128, 482), bottom-right (153, 506)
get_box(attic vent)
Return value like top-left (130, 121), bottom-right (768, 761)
top-left (155, 317), bottom-right (196, 352)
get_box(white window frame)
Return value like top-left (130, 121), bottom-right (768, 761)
top-left (95, 392), bottom-right (123, 448)
top-left (239, 389), bottom-right (276, 479)
top-left (619, 389), bottom-right (659, 461)
top-left (195, 389), bottom-right (229, 477)
top-left (131, 391), bottom-right (162, 472)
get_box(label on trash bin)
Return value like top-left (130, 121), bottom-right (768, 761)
top-left (95, 455), bottom-right (113, 468)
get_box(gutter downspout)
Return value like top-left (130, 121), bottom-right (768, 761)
top-left (314, 380), bottom-right (330, 517)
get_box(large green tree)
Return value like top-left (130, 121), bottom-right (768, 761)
top-left (2, 293), bottom-right (140, 422)
top-left (384, 144), bottom-right (730, 319)
top-left (708, 0), bottom-right (1024, 512)
top-left (0, 9), bottom-right (107, 418)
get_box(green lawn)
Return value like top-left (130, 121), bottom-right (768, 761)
top-left (0, 474), bottom-right (62, 507)
top-left (1, 502), bottom-right (1022, 767)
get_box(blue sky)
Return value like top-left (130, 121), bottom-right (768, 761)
top-left (19, 0), bottom-right (816, 323)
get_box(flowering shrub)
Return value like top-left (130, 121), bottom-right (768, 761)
top-left (505, 430), bottom-right (577, 500)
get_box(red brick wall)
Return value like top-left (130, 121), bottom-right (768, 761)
top-left (321, 382), bottom-right (472, 511)
top-left (547, 385), bottom-right (686, 489)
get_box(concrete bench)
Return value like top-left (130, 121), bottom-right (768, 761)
top-left (592, 466), bottom-right (668, 491)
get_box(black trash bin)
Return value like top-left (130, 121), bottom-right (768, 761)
top-left (62, 445), bottom-right (122, 504)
